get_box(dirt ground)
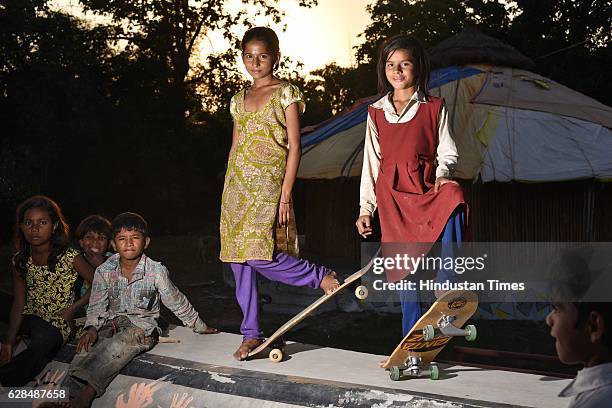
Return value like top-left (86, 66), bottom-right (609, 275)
top-left (0, 235), bottom-right (580, 378)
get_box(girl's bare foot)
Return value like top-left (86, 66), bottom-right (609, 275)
top-left (233, 338), bottom-right (263, 361)
top-left (320, 272), bottom-right (340, 295)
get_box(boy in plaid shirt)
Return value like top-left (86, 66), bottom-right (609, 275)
top-left (66, 212), bottom-right (217, 407)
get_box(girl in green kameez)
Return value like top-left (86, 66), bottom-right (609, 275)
top-left (220, 27), bottom-right (340, 360)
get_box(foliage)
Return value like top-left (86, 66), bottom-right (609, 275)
top-left (352, 0), bottom-right (610, 103)
top-left (1, 0), bottom-right (609, 239)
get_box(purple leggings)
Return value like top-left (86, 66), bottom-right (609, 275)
top-left (230, 252), bottom-right (331, 339)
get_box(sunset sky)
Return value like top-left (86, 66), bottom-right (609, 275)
top-left (53, 0), bottom-right (374, 74)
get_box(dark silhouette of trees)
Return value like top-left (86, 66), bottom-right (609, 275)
top-left (507, 0), bottom-right (610, 104)
top-left (1, 0), bottom-right (608, 239)
top-left (0, 0), bottom-right (318, 236)
top-left (349, 0), bottom-right (610, 104)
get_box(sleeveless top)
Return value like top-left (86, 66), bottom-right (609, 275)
top-left (20, 247), bottom-right (80, 342)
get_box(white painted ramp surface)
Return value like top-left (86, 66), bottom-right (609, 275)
top-left (149, 328), bottom-right (570, 408)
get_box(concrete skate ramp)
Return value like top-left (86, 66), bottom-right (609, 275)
top-left (46, 328), bottom-right (570, 408)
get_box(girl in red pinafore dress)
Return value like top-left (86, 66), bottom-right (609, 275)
top-left (355, 35), bottom-right (468, 338)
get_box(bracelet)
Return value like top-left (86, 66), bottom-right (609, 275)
top-left (280, 201), bottom-right (290, 204)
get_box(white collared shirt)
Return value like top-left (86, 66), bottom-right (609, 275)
top-left (359, 90), bottom-right (458, 217)
top-left (559, 362), bottom-right (612, 408)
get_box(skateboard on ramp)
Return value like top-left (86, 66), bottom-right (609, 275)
top-left (248, 248), bottom-right (380, 362)
top-left (381, 290), bottom-right (478, 380)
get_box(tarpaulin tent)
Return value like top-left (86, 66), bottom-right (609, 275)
top-left (295, 28), bottom-right (612, 265)
top-left (294, 28), bottom-right (612, 321)
top-left (298, 26), bottom-right (612, 182)
top-left (298, 64), bottom-right (612, 182)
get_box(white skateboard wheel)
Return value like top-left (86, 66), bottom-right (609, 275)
top-left (389, 366), bottom-right (401, 381)
top-left (355, 285), bottom-right (368, 300)
top-left (465, 324), bottom-right (477, 341)
top-left (269, 348), bottom-right (283, 363)
top-left (429, 363), bottom-right (439, 380)
top-left (423, 324), bottom-right (435, 341)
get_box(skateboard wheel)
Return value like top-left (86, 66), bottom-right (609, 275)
top-left (389, 366), bottom-right (401, 381)
top-left (355, 285), bottom-right (368, 300)
top-left (465, 324), bottom-right (477, 341)
top-left (423, 324), bottom-right (435, 341)
top-left (269, 348), bottom-right (283, 363)
top-left (429, 364), bottom-right (439, 380)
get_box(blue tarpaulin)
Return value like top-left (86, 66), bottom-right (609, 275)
top-left (301, 66), bottom-right (483, 148)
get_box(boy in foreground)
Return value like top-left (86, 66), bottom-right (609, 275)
top-left (546, 248), bottom-right (612, 407)
top-left (66, 212), bottom-right (218, 407)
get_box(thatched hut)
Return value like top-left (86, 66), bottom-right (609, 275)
top-left (428, 26), bottom-right (535, 69)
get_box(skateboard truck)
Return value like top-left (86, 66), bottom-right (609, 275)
top-left (384, 290), bottom-right (478, 383)
top-left (389, 357), bottom-right (439, 381)
top-left (422, 314), bottom-right (477, 341)
top-left (407, 356), bottom-right (421, 375)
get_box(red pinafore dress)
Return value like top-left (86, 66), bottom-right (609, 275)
top-left (371, 96), bottom-right (467, 281)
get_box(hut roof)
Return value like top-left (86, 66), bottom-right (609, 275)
top-left (428, 26), bottom-right (535, 69)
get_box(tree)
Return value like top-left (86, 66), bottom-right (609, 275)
top-left (508, 0), bottom-right (611, 104)
top-left (0, 0), bottom-right (117, 234)
top-left (352, 0), bottom-right (610, 104)
top-left (355, 0), bottom-right (511, 65)
top-left (299, 0), bottom-right (512, 106)
top-left (78, 0), bottom-right (317, 134)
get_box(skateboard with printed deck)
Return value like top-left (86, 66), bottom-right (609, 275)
top-left (381, 290), bottom-right (478, 380)
top-left (247, 249), bottom-right (380, 362)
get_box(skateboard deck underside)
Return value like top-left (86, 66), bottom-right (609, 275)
top-left (383, 290), bottom-right (478, 369)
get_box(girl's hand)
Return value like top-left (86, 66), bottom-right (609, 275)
top-left (84, 250), bottom-right (106, 268)
top-left (278, 201), bottom-right (291, 227)
top-left (434, 177), bottom-right (458, 192)
top-left (355, 215), bottom-right (373, 238)
top-left (57, 305), bottom-right (76, 324)
top-left (0, 342), bottom-right (13, 365)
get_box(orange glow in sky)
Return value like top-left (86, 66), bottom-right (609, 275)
top-left (245, 0), bottom-right (373, 72)
top-left (53, 0), bottom-right (373, 74)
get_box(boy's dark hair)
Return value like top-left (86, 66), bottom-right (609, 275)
top-left (111, 212), bottom-right (148, 238)
top-left (551, 247), bottom-right (612, 350)
top-left (75, 215), bottom-right (112, 241)
top-left (376, 34), bottom-right (430, 96)
top-left (13, 195), bottom-right (70, 277)
top-left (241, 26), bottom-right (280, 68)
